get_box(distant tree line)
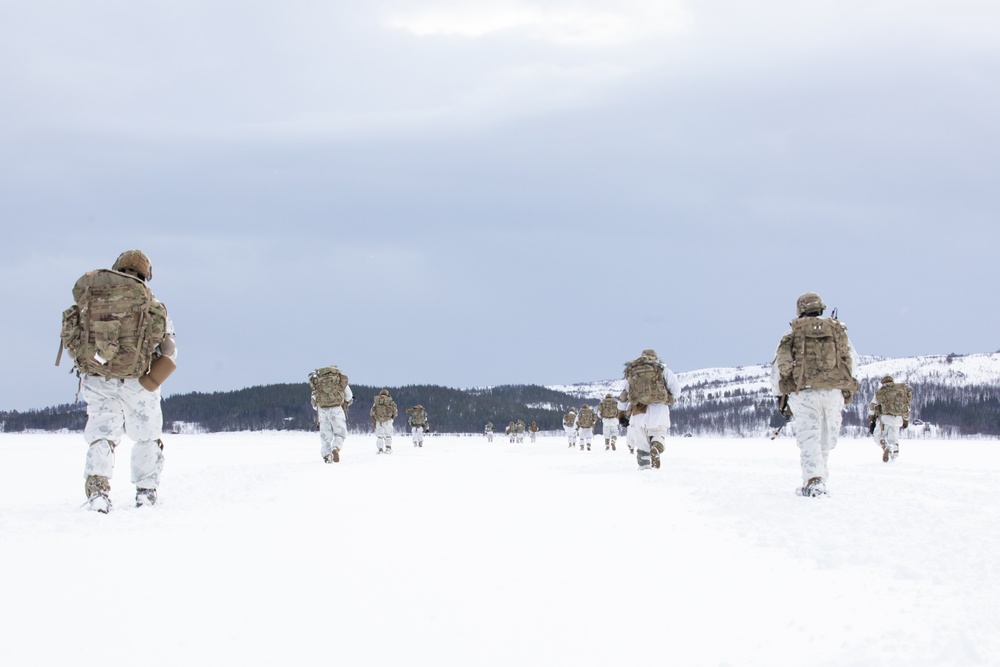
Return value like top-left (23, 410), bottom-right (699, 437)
top-left (2, 380), bottom-right (996, 438)
top-left (0, 383), bottom-right (582, 435)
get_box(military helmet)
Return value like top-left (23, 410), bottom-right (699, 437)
top-left (112, 250), bottom-right (153, 282)
top-left (581, 403), bottom-right (589, 409)
top-left (379, 389), bottom-right (389, 396)
top-left (796, 292), bottom-right (825, 316)
top-left (881, 375), bottom-right (894, 385)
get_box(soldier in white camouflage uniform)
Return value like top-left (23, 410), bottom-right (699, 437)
top-left (563, 409), bottom-right (578, 448)
top-left (621, 350), bottom-right (681, 470)
top-left (309, 365), bottom-right (353, 463)
top-left (868, 375), bottom-right (912, 462)
top-left (485, 421), bottom-right (494, 442)
top-left (371, 389), bottom-right (398, 454)
top-left (598, 393), bottom-right (620, 451)
top-left (407, 404), bottom-right (429, 447)
top-left (67, 250), bottom-right (177, 512)
top-left (575, 404), bottom-right (597, 451)
top-left (772, 292), bottom-right (859, 497)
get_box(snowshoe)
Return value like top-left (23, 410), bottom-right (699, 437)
top-left (795, 477), bottom-right (827, 498)
top-left (135, 488), bottom-right (157, 507)
top-left (87, 493), bottom-right (112, 513)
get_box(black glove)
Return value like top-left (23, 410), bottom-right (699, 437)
top-left (777, 395), bottom-right (792, 419)
top-left (902, 419), bottom-right (909, 429)
top-left (868, 416), bottom-right (877, 435)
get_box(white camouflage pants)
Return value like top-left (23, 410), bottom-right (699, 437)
top-left (81, 375), bottom-right (164, 491)
top-left (411, 425), bottom-right (425, 445)
top-left (374, 420), bottom-right (394, 450)
top-left (578, 427), bottom-right (594, 447)
top-left (317, 405), bottom-right (347, 459)
top-left (564, 425), bottom-right (578, 444)
top-left (626, 403), bottom-right (671, 455)
top-left (876, 414), bottom-right (903, 453)
top-left (788, 388), bottom-right (845, 485)
top-left (602, 418), bottom-right (619, 443)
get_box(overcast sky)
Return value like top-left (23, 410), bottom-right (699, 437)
top-left (2, 0), bottom-right (998, 412)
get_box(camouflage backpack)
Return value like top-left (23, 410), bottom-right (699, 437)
top-left (598, 395), bottom-right (618, 419)
top-left (58, 269), bottom-right (168, 380)
top-left (406, 405), bottom-right (427, 425)
top-left (624, 356), bottom-right (674, 407)
top-left (563, 412), bottom-right (576, 428)
top-left (371, 393), bottom-right (397, 423)
top-left (775, 317), bottom-right (859, 395)
top-left (876, 382), bottom-right (912, 417)
top-left (309, 366), bottom-right (349, 408)
top-left (576, 406), bottom-right (597, 428)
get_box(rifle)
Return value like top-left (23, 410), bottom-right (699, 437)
top-left (770, 395), bottom-right (792, 440)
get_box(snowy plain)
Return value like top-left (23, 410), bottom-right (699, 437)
top-left (1, 431), bottom-right (998, 667)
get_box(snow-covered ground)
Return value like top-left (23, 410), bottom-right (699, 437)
top-left (2, 431), bottom-right (998, 667)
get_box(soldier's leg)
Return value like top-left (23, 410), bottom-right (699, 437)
top-left (81, 376), bottom-right (126, 498)
top-left (319, 409), bottom-right (337, 459)
top-left (121, 380), bottom-right (165, 493)
top-left (788, 392), bottom-right (827, 485)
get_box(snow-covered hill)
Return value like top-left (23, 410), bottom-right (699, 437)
top-left (550, 352), bottom-right (1000, 401)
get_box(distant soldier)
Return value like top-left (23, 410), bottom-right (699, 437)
top-left (309, 365), bottom-right (353, 464)
top-left (529, 421), bottom-right (539, 443)
top-left (406, 404), bottom-right (429, 448)
top-left (563, 408), bottom-right (578, 448)
top-left (772, 292), bottom-right (859, 497)
top-left (515, 419), bottom-right (526, 443)
top-left (485, 421), bottom-right (494, 443)
top-left (598, 393), bottom-right (620, 451)
top-left (575, 404), bottom-right (598, 451)
top-left (868, 375), bottom-right (913, 462)
top-left (621, 349), bottom-right (681, 470)
top-left (506, 421), bottom-right (516, 443)
top-left (370, 389), bottom-right (398, 454)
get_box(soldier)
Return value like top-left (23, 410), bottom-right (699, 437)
top-left (868, 375), bottom-right (913, 462)
top-left (485, 421), bottom-right (494, 443)
top-left (621, 350), bottom-right (681, 470)
top-left (406, 404), bottom-right (429, 447)
top-left (370, 389), bottom-right (398, 454)
top-left (598, 393), bottom-right (619, 451)
top-left (563, 408), bottom-right (578, 448)
top-left (506, 421), bottom-right (516, 443)
top-left (515, 419), bottom-right (526, 443)
top-left (772, 292), bottom-right (859, 497)
top-left (529, 421), bottom-right (539, 443)
top-left (575, 403), bottom-right (598, 451)
top-left (309, 365), bottom-right (353, 463)
top-left (59, 250), bottom-right (177, 512)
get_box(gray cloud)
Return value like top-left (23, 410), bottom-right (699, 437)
top-left (2, 1), bottom-right (998, 411)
